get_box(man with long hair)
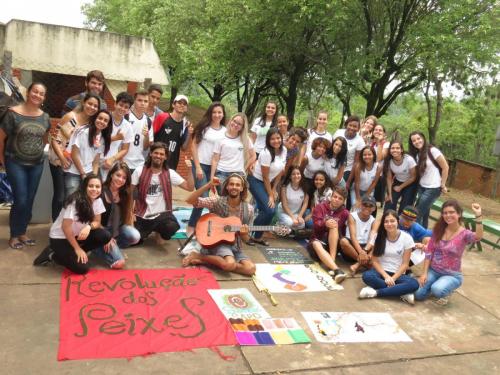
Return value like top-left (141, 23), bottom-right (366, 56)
top-left (183, 174), bottom-right (256, 276)
top-left (131, 142), bottom-right (194, 242)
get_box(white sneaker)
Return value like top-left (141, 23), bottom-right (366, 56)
top-left (359, 287), bottom-right (377, 299)
top-left (434, 296), bottom-right (449, 306)
top-left (401, 293), bottom-right (415, 305)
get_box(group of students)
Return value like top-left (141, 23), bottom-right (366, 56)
top-left (0, 71), bottom-right (484, 307)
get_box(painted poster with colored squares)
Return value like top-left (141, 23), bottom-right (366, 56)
top-left (229, 318), bottom-right (311, 346)
top-left (302, 312), bottom-right (412, 343)
top-left (208, 288), bottom-right (271, 320)
top-left (254, 264), bottom-right (343, 293)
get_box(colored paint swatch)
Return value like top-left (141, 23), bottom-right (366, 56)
top-left (235, 332), bottom-right (258, 345)
top-left (230, 318), bottom-right (311, 346)
top-left (270, 330), bottom-right (294, 344)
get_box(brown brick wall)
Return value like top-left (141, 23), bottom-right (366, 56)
top-left (450, 159), bottom-right (498, 198)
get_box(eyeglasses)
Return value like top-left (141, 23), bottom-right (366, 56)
top-left (231, 119), bottom-right (244, 127)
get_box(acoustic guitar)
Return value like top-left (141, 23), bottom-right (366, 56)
top-left (195, 213), bottom-right (290, 248)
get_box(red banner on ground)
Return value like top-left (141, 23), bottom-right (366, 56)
top-left (58, 268), bottom-right (237, 361)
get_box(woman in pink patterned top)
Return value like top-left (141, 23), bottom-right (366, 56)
top-left (415, 200), bottom-right (483, 305)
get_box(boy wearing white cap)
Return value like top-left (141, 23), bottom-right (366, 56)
top-left (152, 94), bottom-right (193, 169)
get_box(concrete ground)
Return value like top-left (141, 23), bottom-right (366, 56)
top-left (1, 187), bottom-right (499, 375)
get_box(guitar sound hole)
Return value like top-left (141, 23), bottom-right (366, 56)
top-left (223, 225), bottom-right (231, 232)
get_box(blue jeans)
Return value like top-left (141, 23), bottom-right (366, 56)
top-left (188, 163), bottom-right (211, 227)
top-left (49, 163), bottom-right (65, 221)
top-left (362, 268), bottom-right (419, 297)
top-left (384, 181), bottom-right (417, 215)
top-left (248, 174), bottom-right (276, 239)
top-left (350, 189), bottom-right (373, 208)
top-left (277, 207), bottom-right (313, 229)
top-left (415, 268), bottom-right (463, 300)
top-left (214, 170), bottom-right (245, 195)
top-left (416, 186), bottom-right (441, 228)
top-left (64, 172), bottom-right (82, 198)
top-left (5, 158), bottom-right (44, 237)
top-left (93, 225), bottom-right (140, 266)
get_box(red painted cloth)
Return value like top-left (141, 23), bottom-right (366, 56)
top-left (58, 268), bottom-right (237, 361)
top-left (310, 201), bottom-right (349, 242)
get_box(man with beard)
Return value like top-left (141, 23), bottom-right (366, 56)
top-left (62, 70), bottom-right (107, 116)
top-left (131, 142), bottom-right (194, 242)
top-left (183, 174), bottom-right (256, 276)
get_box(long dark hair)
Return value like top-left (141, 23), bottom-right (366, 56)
top-left (64, 174), bottom-right (102, 223)
top-left (282, 165), bottom-right (308, 193)
top-left (359, 145), bottom-right (376, 171)
top-left (77, 93), bottom-right (101, 113)
top-left (312, 170), bottom-right (331, 196)
top-left (88, 109), bottom-right (112, 156)
top-left (408, 131), bottom-right (432, 176)
top-left (256, 100), bottom-right (279, 127)
top-left (326, 136), bottom-right (347, 168)
top-left (373, 210), bottom-right (399, 257)
top-left (103, 162), bottom-right (133, 224)
top-left (431, 199), bottom-right (464, 243)
top-left (264, 127), bottom-right (284, 163)
top-left (383, 140), bottom-right (405, 176)
top-left (193, 102), bottom-right (226, 144)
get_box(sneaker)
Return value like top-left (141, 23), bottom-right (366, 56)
top-left (434, 296), bottom-right (449, 306)
top-left (110, 259), bottom-right (125, 269)
top-left (33, 246), bottom-right (54, 266)
top-left (333, 269), bottom-right (347, 284)
top-left (401, 293), bottom-right (415, 305)
top-left (359, 286), bottom-right (377, 299)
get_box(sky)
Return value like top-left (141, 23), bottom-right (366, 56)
top-left (1, 0), bottom-right (90, 28)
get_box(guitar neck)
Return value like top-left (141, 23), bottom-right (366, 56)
top-left (229, 225), bottom-right (278, 232)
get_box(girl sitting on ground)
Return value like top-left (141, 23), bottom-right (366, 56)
top-left (277, 166), bottom-right (312, 231)
top-left (358, 209), bottom-right (419, 305)
top-left (33, 174), bottom-right (113, 274)
top-left (415, 200), bottom-right (482, 306)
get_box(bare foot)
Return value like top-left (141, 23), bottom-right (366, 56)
top-left (350, 263), bottom-right (359, 276)
top-left (155, 232), bottom-right (165, 245)
top-left (182, 252), bottom-right (203, 267)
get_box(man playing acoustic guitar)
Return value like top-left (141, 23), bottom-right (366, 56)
top-left (183, 174), bottom-right (256, 276)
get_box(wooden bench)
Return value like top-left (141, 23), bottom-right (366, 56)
top-left (430, 200), bottom-right (500, 251)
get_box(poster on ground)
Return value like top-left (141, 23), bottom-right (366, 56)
top-left (208, 288), bottom-right (270, 320)
top-left (302, 312), bottom-right (412, 343)
top-left (58, 268), bottom-right (237, 361)
top-left (254, 264), bottom-right (343, 293)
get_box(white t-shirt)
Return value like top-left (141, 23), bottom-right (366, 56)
top-left (358, 162), bottom-right (379, 191)
top-left (131, 166), bottom-right (184, 219)
top-left (252, 148), bottom-right (287, 182)
top-left (283, 184), bottom-right (306, 214)
top-left (196, 125), bottom-right (226, 165)
top-left (306, 129), bottom-right (333, 154)
top-left (304, 150), bottom-right (326, 179)
top-left (418, 147), bottom-right (443, 188)
top-left (250, 117), bottom-right (273, 154)
top-left (49, 198), bottom-right (106, 239)
top-left (66, 126), bottom-right (103, 175)
top-left (378, 231), bottom-right (415, 273)
top-left (107, 117), bottom-right (133, 160)
top-left (389, 154), bottom-right (416, 183)
top-left (124, 111), bottom-right (154, 170)
top-left (346, 211), bottom-right (375, 244)
top-left (333, 129), bottom-right (365, 172)
top-left (324, 157), bottom-right (343, 183)
top-left (213, 134), bottom-right (254, 173)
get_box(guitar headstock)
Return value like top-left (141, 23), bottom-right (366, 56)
top-left (273, 225), bottom-right (292, 237)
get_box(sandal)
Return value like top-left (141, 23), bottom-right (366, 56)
top-left (9, 239), bottom-right (24, 250)
top-left (20, 238), bottom-right (36, 246)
